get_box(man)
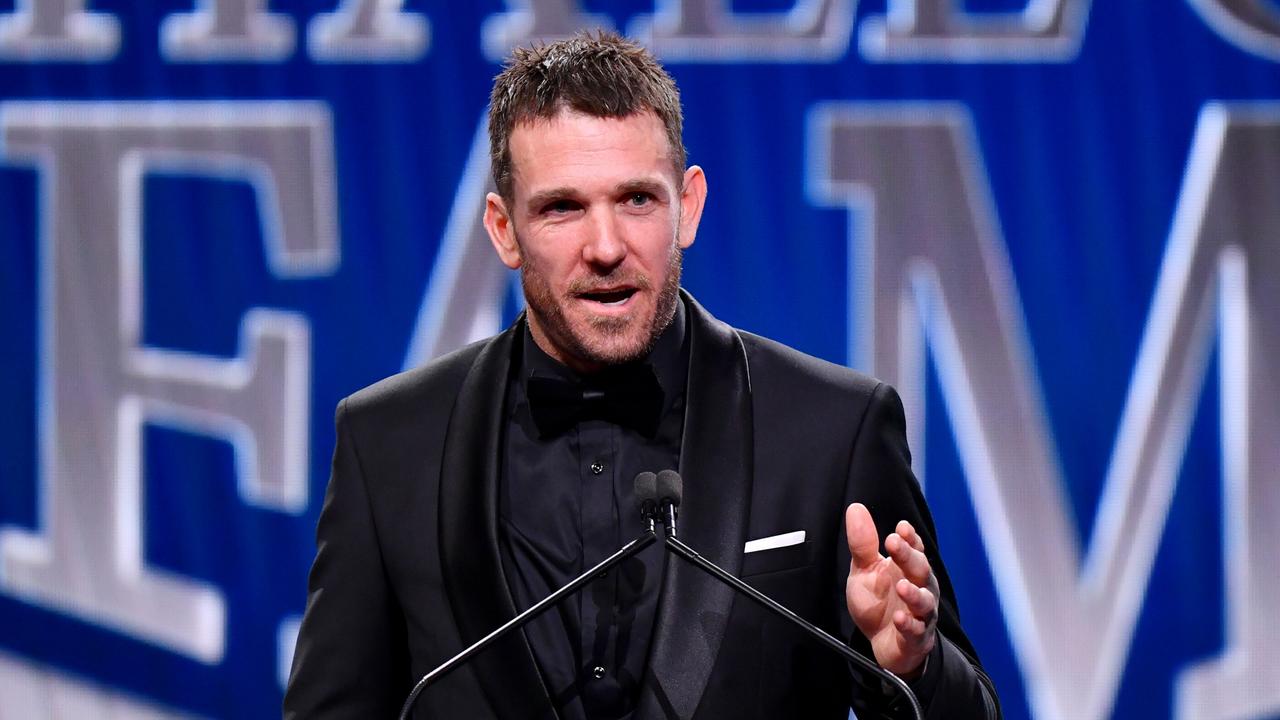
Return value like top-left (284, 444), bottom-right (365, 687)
top-left (285, 31), bottom-right (1000, 719)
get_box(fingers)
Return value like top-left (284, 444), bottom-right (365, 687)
top-left (896, 519), bottom-right (926, 553)
top-left (895, 578), bottom-right (937, 620)
top-left (845, 503), bottom-right (882, 570)
top-left (884, 525), bottom-right (932, 588)
top-left (893, 609), bottom-right (928, 638)
top-left (893, 580), bottom-right (937, 640)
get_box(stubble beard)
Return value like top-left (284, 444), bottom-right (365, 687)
top-left (520, 240), bottom-right (684, 371)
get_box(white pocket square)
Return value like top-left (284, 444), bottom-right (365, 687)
top-left (743, 530), bottom-right (806, 554)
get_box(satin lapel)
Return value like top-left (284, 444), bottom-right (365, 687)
top-left (439, 319), bottom-right (556, 719)
top-left (637, 291), bottom-right (754, 719)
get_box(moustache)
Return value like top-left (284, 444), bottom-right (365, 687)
top-left (567, 272), bottom-right (653, 296)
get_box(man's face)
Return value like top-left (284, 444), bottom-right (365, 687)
top-left (484, 109), bottom-right (707, 373)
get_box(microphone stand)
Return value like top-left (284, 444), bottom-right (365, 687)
top-left (398, 521), bottom-right (659, 720)
top-left (659, 502), bottom-right (925, 720)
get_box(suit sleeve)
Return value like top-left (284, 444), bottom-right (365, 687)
top-left (842, 382), bottom-right (1002, 720)
top-left (283, 398), bottom-right (409, 719)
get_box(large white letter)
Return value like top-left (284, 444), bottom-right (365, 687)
top-left (0, 649), bottom-right (198, 718)
top-left (307, 0), bottom-right (428, 63)
top-left (1190, 0), bottom-right (1280, 61)
top-left (859, 0), bottom-right (1090, 62)
top-left (0, 101), bottom-right (338, 663)
top-left (0, 0), bottom-right (119, 60)
top-left (481, 0), bottom-right (612, 63)
top-left (402, 119), bottom-right (515, 370)
top-left (161, 0), bottom-right (294, 62)
top-left (808, 102), bottom-right (1280, 720)
top-left (629, 0), bottom-right (854, 61)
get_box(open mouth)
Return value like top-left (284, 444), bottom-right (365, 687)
top-left (579, 287), bottom-right (637, 306)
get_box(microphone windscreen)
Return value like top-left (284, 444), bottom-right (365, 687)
top-left (656, 470), bottom-right (682, 506)
top-left (633, 471), bottom-right (658, 507)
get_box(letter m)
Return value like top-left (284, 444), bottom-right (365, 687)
top-left (809, 103), bottom-right (1280, 720)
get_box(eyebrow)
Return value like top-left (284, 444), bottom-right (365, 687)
top-left (614, 178), bottom-right (670, 200)
top-left (525, 187), bottom-right (582, 214)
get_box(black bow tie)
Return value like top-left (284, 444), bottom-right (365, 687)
top-left (526, 364), bottom-right (665, 438)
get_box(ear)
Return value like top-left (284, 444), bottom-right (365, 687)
top-left (677, 166), bottom-right (707, 250)
top-left (483, 191), bottom-right (522, 269)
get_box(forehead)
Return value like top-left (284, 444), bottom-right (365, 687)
top-left (507, 109), bottom-right (676, 197)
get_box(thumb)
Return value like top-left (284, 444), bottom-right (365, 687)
top-left (846, 503), bottom-right (882, 570)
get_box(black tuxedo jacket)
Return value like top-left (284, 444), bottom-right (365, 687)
top-left (285, 292), bottom-right (1000, 719)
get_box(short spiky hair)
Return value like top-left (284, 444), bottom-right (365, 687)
top-left (488, 30), bottom-right (686, 203)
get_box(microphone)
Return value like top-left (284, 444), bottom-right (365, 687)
top-left (652, 471), bottom-right (924, 720)
top-left (656, 469), bottom-right (680, 537)
top-left (398, 473), bottom-right (661, 720)
top-left (635, 471), bottom-right (659, 529)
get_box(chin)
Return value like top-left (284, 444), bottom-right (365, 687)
top-left (572, 323), bottom-right (653, 367)
top-left (526, 289), bottom-right (673, 370)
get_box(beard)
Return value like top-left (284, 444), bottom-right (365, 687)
top-left (519, 239), bottom-right (683, 371)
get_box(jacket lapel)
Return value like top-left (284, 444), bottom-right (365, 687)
top-left (637, 291), bottom-right (755, 719)
top-left (438, 318), bottom-right (557, 720)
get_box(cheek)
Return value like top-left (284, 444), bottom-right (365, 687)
top-left (520, 226), bottom-right (565, 261)
top-left (621, 212), bottom-right (676, 243)
top-left (634, 230), bottom-right (681, 268)
top-left (522, 244), bottom-right (576, 284)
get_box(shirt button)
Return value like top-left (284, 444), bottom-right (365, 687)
top-left (591, 665), bottom-right (607, 680)
top-left (590, 462), bottom-right (605, 475)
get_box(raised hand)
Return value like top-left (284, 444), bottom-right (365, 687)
top-left (844, 502), bottom-right (939, 678)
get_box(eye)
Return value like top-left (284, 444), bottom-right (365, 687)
top-left (625, 192), bottom-right (652, 207)
top-left (542, 199), bottom-right (580, 215)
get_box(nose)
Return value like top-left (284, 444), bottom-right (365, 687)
top-left (582, 210), bottom-right (627, 270)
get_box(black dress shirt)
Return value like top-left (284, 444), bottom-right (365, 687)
top-left (499, 303), bottom-right (689, 720)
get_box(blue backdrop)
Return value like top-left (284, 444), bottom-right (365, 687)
top-left (2, 1), bottom-right (1279, 719)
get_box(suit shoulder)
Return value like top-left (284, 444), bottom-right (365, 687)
top-left (736, 329), bottom-right (882, 399)
top-left (340, 338), bottom-right (489, 423)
